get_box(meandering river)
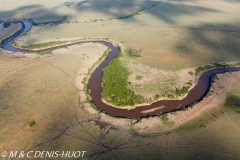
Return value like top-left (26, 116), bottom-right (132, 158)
top-left (2, 21), bottom-right (240, 119)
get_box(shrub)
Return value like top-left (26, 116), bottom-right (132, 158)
top-left (188, 71), bottom-right (194, 75)
top-left (136, 75), bottom-right (143, 80)
top-left (29, 121), bottom-right (36, 127)
top-left (3, 22), bottom-right (11, 28)
top-left (102, 52), bottom-right (145, 106)
top-left (159, 114), bottom-right (168, 122)
top-left (38, 50), bottom-right (53, 55)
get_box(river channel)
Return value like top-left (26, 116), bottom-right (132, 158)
top-left (2, 21), bottom-right (240, 119)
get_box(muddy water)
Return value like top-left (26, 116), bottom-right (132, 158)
top-left (3, 21), bottom-right (240, 119)
top-left (88, 51), bottom-right (240, 119)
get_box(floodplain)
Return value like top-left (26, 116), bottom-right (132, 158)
top-left (1, 0), bottom-right (240, 159)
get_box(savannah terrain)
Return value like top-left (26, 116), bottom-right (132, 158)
top-left (1, 0), bottom-right (240, 159)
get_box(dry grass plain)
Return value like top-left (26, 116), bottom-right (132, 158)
top-left (10, 0), bottom-right (240, 99)
top-left (0, 41), bottom-right (122, 159)
top-left (1, 0), bottom-right (240, 159)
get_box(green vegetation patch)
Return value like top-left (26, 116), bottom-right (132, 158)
top-left (175, 86), bottom-right (191, 97)
top-left (17, 40), bottom-right (69, 50)
top-left (3, 22), bottom-right (11, 28)
top-left (102, 53), bottom-right (145, 106)
top-left (159, 113), bottom-right (169, 122)
top-left (162, 121), bottom-right (175, 128)
top-left (224, 95), bottom-right (240, 109)
top-left (188, 71), bottom-right (194, 76)
top-left (135, 75), bottom-right (143, 80)
top-left (195, 63), bottom-right (230, 76)
top-left (38, 50), bottom-right (53, 56)
top-left (126, 48), bottom-right (142, 57)
top-left (175, 111), bottom-right (215, 133)
top-left (159, 80), bottom-right (193, 99)
top-left (77, 1), bottom-right (88, 6)
top-left (29, 121), bottom-right (36, 127)
top-left (64, 2), bottom-right (71, 7)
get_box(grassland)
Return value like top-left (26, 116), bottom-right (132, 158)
top-left (13, 40), bottom-right (69, 50)
top-left (37, 50), bottom-right (53, 55)
top-left (12, 0), bottom-right (240, 68)
top-left (171, 94), bottom-right (240, 159)
top-left (1, 46), bottom-right (238, 160)
top-left (0, 42), bottom-right (118, 159)
top-left (1, 0), bottom-right (240, 159)
top-left (9, 0), bottom-right (240, 101)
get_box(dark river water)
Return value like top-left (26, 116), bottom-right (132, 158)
top-left (3, 21), bottom-right (240, 119)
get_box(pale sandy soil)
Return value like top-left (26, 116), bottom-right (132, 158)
top-left (74, 43), bottom-right (107, 106)
top-left (140, 106), bottom-right (165, 114)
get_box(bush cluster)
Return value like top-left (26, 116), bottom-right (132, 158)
top-left (102, 52), bottom-right (145, 106)
top-left (195, 63), bottom-right (230, 76)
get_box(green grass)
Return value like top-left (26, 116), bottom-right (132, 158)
top-left (170, 91), bottom-right (240, 159)
top-left (135, 75), bottom-right (143, 80)
top-left (102, 52), bottom-right (146, 106)
top-left (17, 40), bottom-right (69, 50)
top-left (126, 48), bottom-right (142, 57)
top-left (159, 113), bottom-right (169, 122)
top-left (37, 50), bottom-right (53, 55)
top-left (175, 85), bottom-right (191, 97)
top-left (162, 121), bottom-right (175, 128)
top-left (176, 93), bottom-right (240, 134)
top-left (224, 95), bottom-right (240, 109)
top-left (175, 112), bottom-right (213, 133)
